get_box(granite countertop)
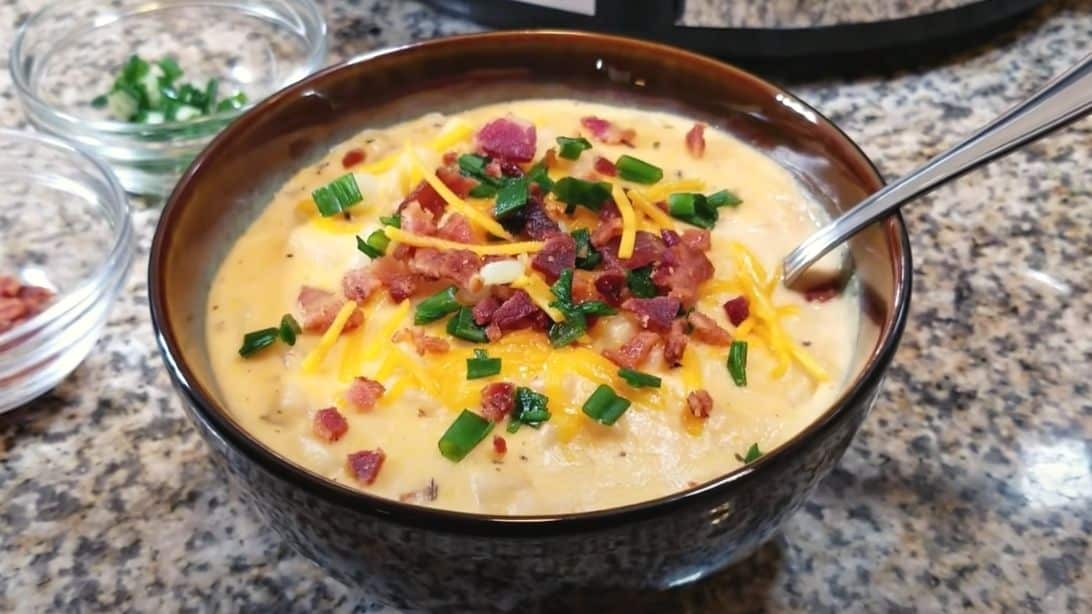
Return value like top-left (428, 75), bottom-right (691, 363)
top-left (1, 1), bottom-right (1089, 612)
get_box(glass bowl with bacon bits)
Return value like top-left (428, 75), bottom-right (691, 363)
top-left (0, 130), bottom-right (134, 413)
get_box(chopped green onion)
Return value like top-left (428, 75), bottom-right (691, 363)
top-left (95, 54), bottom-right (244, 124)
top-left (458, 153), bottom-right (490, 177)
top-left (571, 228), bottom-right (602, 270)
top-left (446, 307), bottom-right (488, 343)
top-left (547, 316), bottom-right (587, 348)
top-left (157, 57), bottom-right (183, 82)
top-left (438, 410), bottom-right (494, 461)
top-left (120, 55), bottom-right (150, 84)
top-left (526, 160), bottom-right (554, 191)
top-left (415, 286), bottom-right (461, 325)
top-left (90, 95), bottom-right (108, 109)
top-left (215, 91), bottom-right (248, 113)
top-left (727, 340), bottom-right (748, 386)
top-left (618, 368), bottom-right (661, 388)
top-left (737, 442), bottom-right (763, 464)
top-left (356, 229), bottom-right (389, 260)
top-left (238, 327), bottom-right (279, 357)
top-left (203, 78), bottom-right (219, 114)
top-left (667, 193), bottom-right (717, 229)
top-left (615, 155), bottom-right (663, 184)
top-left (379, 213), bottom-right (401, 228)
top-left (581, 384), bottom-right (632, 425)
top-left (507, 386), bottom-right (551, 433)
top-left (626, 266), bottom-right (657, 298)
top-left (550, 268), bottom-right (574, 305)
top-left (312, 173), bottom-right (363, 217)
top-left (551, 177), bottom-right (612, 211)
top-left (494, 176), bottom-right (529, 218)
top-left (576, 301), bottom-right (616, 316)
top-left (556, 136), bottom-right (592, 160)
top-left (466, 349), bottom-right (502, 379)
top-left (278, 314), bottom-right (302, 346)
top-left (707, 189), bottom-right (742, 208)
top-left (106, 90), bottom-right (139, 121)
top-left (468, 183), bottom-right (497, 198)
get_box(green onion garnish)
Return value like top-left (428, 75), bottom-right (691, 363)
top-left (438, 410), bottom-right (494, 461)
top-left (615, 155), bottom-right (663, 184)
top-left (706, 189), bottom-right (742, 208)
top-left (238, 327), bottom-right (279, 357)
top-left (576, 301), bottom-right (617, 316)
top-left (415, 286), bottom-right (461, 325)
top-left (458, 153), bottom-right (491, 178)
top-left (507, 386), bottom-right (551, 433)
top-left (313, 173), bottom-right (363, 217)
top-left (547, 317), bottom-right (586, 348)
top-left (466, 349), bottom-right (501, 379)
top-left (158, 57), bottom-right (183, 82)
top-left (494, 176), bottom-right (529, 218)
top-left (278, 314), bottom-right (302, 346)
top-left (355, 229), bottom-right (389, 259)
top-left (446, 307), bottom-right (488, 343)
top-left (215, 91), bottom-right (248, 113)
top-left (379, 213), bottom-right (401, 228)
top-left (581, 384), bottom-right (632, 425)
top-left (551, 177), bottom-right (612, 212)
top-left (526, 160), bottom-right (554, 191)
top-left (93, 54), bottom-right (245, 123)
top-left (556, 136), bottom-right (592, 160)
top-left (626, 266), bottom-right (657, 298)
top-left (727, 340), bottom-right (748, 386)
top-left (667, 193), bottom-right (717, 229)
top-left (618, 368), bottom-right (661, 388)
top-left (571, 228), bottom-right (602, 270)
top-left (546, 268), bottom-right (615, 346)
top-left (550, 268), bottom-right (575, 305)
top-left (738, 442), bottom-right (763, 464)
top-left (468, 183), bottom-right (497, 198)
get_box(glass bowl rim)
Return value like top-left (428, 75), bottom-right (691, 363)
top-left (0, 128), bottom-right (133, 347)
top-left (8, 0), bottom-right (328, 138)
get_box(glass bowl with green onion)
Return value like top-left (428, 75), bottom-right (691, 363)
top-left (10, 0), bottom-right (327, 197)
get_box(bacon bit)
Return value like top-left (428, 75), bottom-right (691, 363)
top-left (685, 123), bottom-right (706, 158)
top-left (477, 115), bottom-right (537, 162)
top-left (622, 296), bottom-right (680, 332)
top-left (590, 216), bottom-right (623, 248)
top-left (571, 269), bottom-right (599, 303)
top-left (400, 200), bottom-right (440, 235)
top-left (499, 160), bottom-right (524, 177)
top-left (341, 267), bottom-right (381, 302)
top-left (687, 311), bottom-right (732, 346)
top-left (347, 376), bottom-right (386, 411)
top-left (489, 290), bottom-right (544, 333)
top-left (399, 167), bottom-right (477, 221)
top-left (530, 233), bottom-right (577, 283)
top-left (580, 116), bottom-right (636, 146)
top-left (0, 276), bottom-right (53, 333)
top-left (472, 294), bottom-right (503, 326)
top-left (594, 270), bottom-right (627, 305)
top-left (409, 248), bottom-right (482, 288)
top-left (347, 448), bottom-right (386, 485)
top-left (484, 159), bottom-right (503, 178)
top-left (392, 327), bottom-right (450, 355)
top-left (481, 382), bottom-right (516, 421)
top-left (542, 148), bottom-right (557, 169)
top-left (651, 241), bottom-right (714, 307)
top-left (723, 296), bottom-right (750, 326)
top-left (442, 151), bottom-right (458, 166)
top-left (436, 213), bottom-right (474, 243)
top-left (506, 195), bottom-right (561, 241)
top-left (312, 407), bottom-right (349, 442)
top-left (341, 148), bottom-right (366, 169)
top-left (297, 286), bottom-right (363, 334)
top-left (602, 231), bottom-right (665, 271)
top-left (399, 478), bottom-right (439, 503)
top-left (492, 435), bottom-right (508, 455)
top-left (663, 319), bottom-right (688, 366)
top-left (593, 156), bottom-right (617, 176)
top-left (680, 229), bottom-right (711, 251)
top-left (603, 331), bottom-right (662, 369)
top-left (660, 229), bottom-right (680, 247)
top-left (686, 390), bottom-right (713, 419)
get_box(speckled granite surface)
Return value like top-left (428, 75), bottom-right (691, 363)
top-left (1, 0), bottom-right (1089, 611)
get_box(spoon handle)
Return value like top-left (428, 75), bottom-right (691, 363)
top-left (782, 54), bottom-right (1092, 286)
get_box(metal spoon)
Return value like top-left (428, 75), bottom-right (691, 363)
top-left (782, 54), bottom-right (1092, 286)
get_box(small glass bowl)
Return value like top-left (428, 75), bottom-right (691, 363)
top-left (10, 0), bottom-right (327, 197)
top-left (0, 130), bottom-right (134, 413)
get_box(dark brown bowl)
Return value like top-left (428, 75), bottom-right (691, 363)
top-left (149, 30), bottom-right (910, 611)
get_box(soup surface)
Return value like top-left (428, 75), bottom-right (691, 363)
top-left (206, 99), bottom-right (857, 514)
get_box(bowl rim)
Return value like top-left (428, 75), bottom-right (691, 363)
top-left (0, 128), bottom-right (133, 348)
top-left (8, 0), bottom-right (328, 138)
top-left (150, 29), bottom-right (912, 537)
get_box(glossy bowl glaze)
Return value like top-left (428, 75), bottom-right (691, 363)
top-left (150, 31), bottom-right (911, 611)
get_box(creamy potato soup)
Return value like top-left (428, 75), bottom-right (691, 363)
top-left (206, 99), bottom-right (857, 514)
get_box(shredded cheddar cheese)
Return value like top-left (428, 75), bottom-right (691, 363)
top-left (510, 273), bottom-right (565, 322)
top-left (612, 185), bottom-right (638, 259)
top-left (430, 119), bottom-right (474, 153)
top-left (300, 301), bottom-right (359, 373)
top-left (627, 189), bottom-right (675, 230)
top-left (338, 326), bottom-right (367, 382)
top-left (406, 151), bottom-right (514, 239)
top-left (640, 178), bottom-right (706, 204)
top-left (360, 300), bottom-right (411, 362)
